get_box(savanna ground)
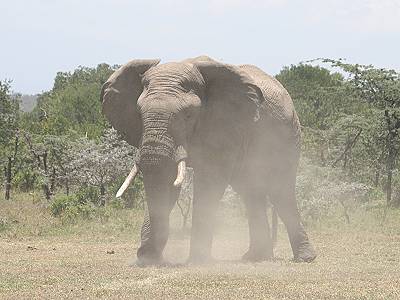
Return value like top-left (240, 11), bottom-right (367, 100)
top-left (1, 194), bottom-right (400, 300)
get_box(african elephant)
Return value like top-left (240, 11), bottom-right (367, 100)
top-left (100, 56), bottom-right (316, 265)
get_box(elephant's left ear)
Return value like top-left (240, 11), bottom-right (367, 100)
top-left (194, 61), bottom-right (264, 160)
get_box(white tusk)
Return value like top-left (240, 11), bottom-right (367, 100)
top-left (173, 160), bottom-right (186, 187)
top-left (116, 164), bottom-right (138, 198)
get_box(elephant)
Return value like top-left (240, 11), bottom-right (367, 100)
top-left (100, 55), bottom-right (316, 266)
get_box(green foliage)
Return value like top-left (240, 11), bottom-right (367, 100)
top-left (276, 64), bottom-right (360, 130)
top-left (28, 64), bottom-right (116, 138)
top-left (277, 61), bottom-right (400, 207)
top-left (50, 194), bottom-right (95, 223)
top-left (110, 174), bottom-right (145, 209)
top-left (50, 194), bottom-right (78, 217)
top-left (0, 218), bottom-right (10, 232)
top-left (76, 186), bottom-right (100, 205)
top-left (108, 198), bottom-right (125, 210)
top-left (12, 168), bottom-right (38, 192)
top-left (319, 59), bottom-right (400, 206)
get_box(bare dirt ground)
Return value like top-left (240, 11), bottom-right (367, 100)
top-left (1, 200), bottom-right (400, 299)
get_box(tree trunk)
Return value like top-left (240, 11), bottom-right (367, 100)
top-left (65, 179), bottom-right (69, 195)
top-left (5, 157), bottom-right (12, 200)
top-left (99, 184), bottom-right (106, 206)
top-left (332, 129), bottom-right (362, 168)
top-left (42, 152), bottom-right (51, 201)
top-left (50, 167), bottom-right (56, 194)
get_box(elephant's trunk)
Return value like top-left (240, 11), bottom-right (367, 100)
top-left (137, 162), bottom-right (180, 265)
top-left (134, 112), bottom-right (188, 264)
top-left (139, 110), bottom-right (175, 162)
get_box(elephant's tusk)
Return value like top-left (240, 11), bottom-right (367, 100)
top-left (173, 160), bottom-right (186, 187)
top-left (116, 164), bottom-right (138, 198)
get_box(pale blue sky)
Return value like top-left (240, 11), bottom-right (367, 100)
top-left (2, 0), bottom-right (400, 94)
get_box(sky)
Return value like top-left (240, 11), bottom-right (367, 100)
top-left (1, 0), bottom-right (400, 94)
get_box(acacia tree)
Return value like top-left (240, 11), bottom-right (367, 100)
top-left (321, 59), bottom-right (400, 206)
top-left (276, 64), bottom-right (362, 165)
top-left (21, 133), bottom-right (77, 199)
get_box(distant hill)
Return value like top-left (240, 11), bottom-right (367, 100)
top-left (20, 94), bottom-right (38, 112)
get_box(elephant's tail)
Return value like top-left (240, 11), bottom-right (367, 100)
top-left (271, 206), bottom-right (278, 248)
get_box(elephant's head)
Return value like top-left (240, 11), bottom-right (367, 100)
top-left (101, 56), bottom-right (263, 263)
top-left (101, 56), bottom-right (262, 190)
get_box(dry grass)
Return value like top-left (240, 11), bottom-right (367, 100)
top-left (1, 195), bottom-right (400, 299)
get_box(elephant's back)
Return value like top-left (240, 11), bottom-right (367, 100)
top-left (239, 64), bottom-right (301, 147)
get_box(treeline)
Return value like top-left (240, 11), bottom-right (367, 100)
top-left (1, 65), bottom-right (142, 212)
top-left (277, 60), bottom-right (400, 207)
top-left (1, 59), bottom-right (399, 220)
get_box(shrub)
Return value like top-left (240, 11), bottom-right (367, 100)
top-left (76, 186), bottom-right (100, 205)
top-left (108, 198), bottom-right (125, 209)
top-left (50, 194), bottom-right (95, 222)
top-left (0, 218), bottom-right (10, 232)
top-left (297, 158), bottom-right (371, 222)
top-left (61, 202), bottom-right (95, 223)
top-left (13, 169), bottom-right (38, 192)
top-left (109, 174), bottom-right (145, 209)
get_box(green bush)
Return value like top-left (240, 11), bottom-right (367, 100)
top-left (13, 169), bottom-right (38, 192)
top-left (108, 198), bottom-right (125, 209)
top-left (109, 174), bottom-right (145, 209)
top-left (50, 195), bottom-right (75, 217)
top-left (50, 194), bottom-right (95, 222)
top-left (62, 203), bottom-right (95, 223)
top-left (76, 186), bottom-right (100, 205)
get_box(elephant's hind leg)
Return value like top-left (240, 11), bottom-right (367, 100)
top-left (241, 191), bottom-right (273, 262)
top-left (269, 179), bottom-right (317, 262)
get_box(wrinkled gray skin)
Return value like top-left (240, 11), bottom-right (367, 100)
top-left (101, 56), bottom-right (316, 266)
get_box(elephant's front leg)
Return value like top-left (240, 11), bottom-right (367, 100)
top-left (188, 169), bottom-right (226, 263)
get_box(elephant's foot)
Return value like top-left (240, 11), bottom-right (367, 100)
top-left (135, 256), bottom-right (166, 267)
top-left (293, 242), bottom-right (317, 263)
top-left (241, 248), bottom-right (273, 262)
top-left (186, 253), bottom-right (215, 265)
top-left (135, 256), bottom-right (183, 267)
top-left (135, 248), bottom-right (168, 267)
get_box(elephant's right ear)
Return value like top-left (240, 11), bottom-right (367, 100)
top-left (192, 61), bottom-right (264, 166)
top-left (101, 59), bottom-right (160, 146)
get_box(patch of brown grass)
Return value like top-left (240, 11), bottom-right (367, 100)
top-left (0, 192), bottom-right (143, 240)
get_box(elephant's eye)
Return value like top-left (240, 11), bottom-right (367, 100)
top-left (140, 75), bottom-right (149, 86)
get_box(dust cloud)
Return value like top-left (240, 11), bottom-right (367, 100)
top-left (161, 186), bottom-right (292, 265)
